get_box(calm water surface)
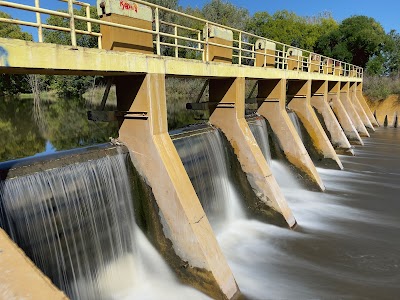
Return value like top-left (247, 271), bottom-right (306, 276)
top-left (0, 97), bottom-right (117, 162)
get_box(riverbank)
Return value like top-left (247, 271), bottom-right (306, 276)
top-left (366, 94), bottom-right (399, 127)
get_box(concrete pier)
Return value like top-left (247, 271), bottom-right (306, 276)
top-left (339, 82), bottom-right (370, 137)
top-left (356, 83), bottom-right (379, 127)
top-left (257, 79), bottom-right (325, 191)
top-left (116, 74), bottom-right (240, 299)
top-left (328, 81), bottom-right (363, 145)
top-left (350, 82), bottom-right (374, 131)
top-left (287, 80), bottom-right (343, 169)
top-left (208, 77), bottom-right (296, 227)
top-left (310, 80), bottom-right (353, 155)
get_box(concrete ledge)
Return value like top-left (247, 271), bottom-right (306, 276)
top-left (0, 228), bottom-right (68, 300)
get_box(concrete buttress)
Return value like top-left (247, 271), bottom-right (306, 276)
top-left (310, 80), bottom-right (353, 155)
top-left (339, 82), bottom-right (370, 137)
top-left (327, 82), bottom-right (363, 145)
top-left (208, 77), bottom-right (297, 227)
top-left (350, 83), bottom-right (374, 131)
top-left (287, 80), bottom-right (343, 170)
top-left (116, 74), bottom-right (239, 299)
top-left (256, 79), bottom-right (325, 191)
top-left (356, 82), bottom-right (379, 127)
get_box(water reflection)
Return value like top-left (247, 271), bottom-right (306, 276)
top-left (0, 97), bottom-right (46, 161)
top-left (0, 97), bottom-right (118, 162)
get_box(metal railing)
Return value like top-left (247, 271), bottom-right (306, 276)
top-left (0, 0), bottom-right (363, 78)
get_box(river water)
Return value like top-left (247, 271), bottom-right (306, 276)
top-left (1, 96), bottom-right (400, 299)
top-left (218, 127), bottom-right (400, 299)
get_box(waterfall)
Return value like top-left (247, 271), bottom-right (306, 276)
top-left (288, 111), bottom-right (304, 142)
top-left (247, 116), bottom-right (272, 164)
top-left (173, 127), bottom-right (245, 232)
top-left (0, 154), bottom-right (206, 299)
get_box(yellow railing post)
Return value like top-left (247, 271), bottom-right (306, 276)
top-left (67, 0), bottom-right (77, 47)
top-left (238, 32), bottom-right (242, 65)
top-left (85, 4), bottom-right (91, 33)
top-left (155, 7), bottom-right (161, 55)
top-left (174, 25), bottom-right (178, 58)
top-left (34, 0), bottom-right (42, 42)
top-left (205, 22), bottom-right (209, 62)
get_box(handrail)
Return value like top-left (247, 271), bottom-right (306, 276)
top-left (0, 0), bottom-right (363, 78)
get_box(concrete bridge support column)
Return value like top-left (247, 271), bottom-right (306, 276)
top-left (356, 82), bottom-right (379, 126)
top-left (339, 82), bottom-right (370, 137)
top-left (287, 80), bottom-right (343, 169)
top-left (310, 80), bottom-right (353, 155)
top-left (350, 82), bottom-right (374, 131)
top-left (256, 79), bottom-right (325, 191)
top-left (116, 74), bottom-right (239, 300)
top-left (208, 77), bottom-right (296, 227)
top-left (328, 81), bottom-right (363, 145)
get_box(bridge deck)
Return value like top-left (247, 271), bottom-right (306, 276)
top-left (0, 38), bottom-right (361, 82)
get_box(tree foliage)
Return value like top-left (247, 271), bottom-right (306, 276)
top-left (246, 11), bottom-right (338, 51)
top-left (0, 11), bottom-right (33, 96)
top-left (44, 6), bottom-right (99, 47)
top-left (315, 15), bottom-right (386, 67)
top-left (0, 11), bottom-right (32, 40)
top-left (0, 97), bottom-right (45, 161)
top-left (202, 0), bottom-right (250, 30)
top-left (43, 6), bottom-right (99, 98)
top-left (145, 0), bottom-right (178, 9)
top-left (382, 30), bottom-right (400, 77)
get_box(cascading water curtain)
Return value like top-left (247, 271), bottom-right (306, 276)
top-left (0, 155), bottom-right (138, 299)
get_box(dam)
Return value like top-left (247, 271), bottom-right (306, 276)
top-left (1, 0), bottom-right (399, 299)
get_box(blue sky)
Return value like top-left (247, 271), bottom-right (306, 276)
top-left (1, 0), bottom-right (399, 40)
top-left (179, 0), bottom-right (399, 33)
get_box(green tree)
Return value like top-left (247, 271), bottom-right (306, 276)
top-left (0, 97), bottom-right (45, 161)
top-left (145, 0), bottom-right (178, 9)
top-left (43, 98), bottom-right (117, 150)
top-left (44, 6), bottom-right (99, 47)
top-left (0, 11), bottom-right (33, 96)
top-left (315, 16), bottom-right (386, 67)
top-left (202, 0), bottom-right (249, 30)
top-left (0, 11), bottom-right (32, 40)
top-left (246, 10), bottom-right (337, 51)
top-left (365, 54), bottom-right (386, 75)
top-left (383, 30), bottom-right (400, 77)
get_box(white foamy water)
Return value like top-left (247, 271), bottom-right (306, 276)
top-left (173, 128), bottom-right (246, 232)
top-left (288, 111), bottom-right (304, 142)
top-left (77, 228), bottom-right (209, 300)
top-left (0, 154), bottom-right (209, 299)
top-left (217, 133), bottom-right (400, 300)
top-left (248, 117), bottom-right (272, 165)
